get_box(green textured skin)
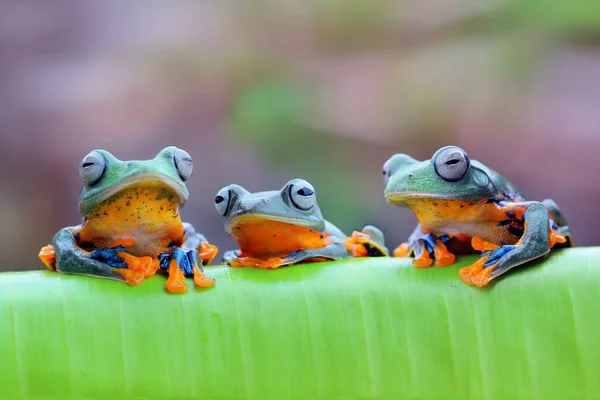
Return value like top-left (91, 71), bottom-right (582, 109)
top-left (1, 248), bottom-right (598, 400)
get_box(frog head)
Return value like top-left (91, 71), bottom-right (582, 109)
top-left (383, 146), bottom-right (497, 205)
top-left (78, 146), bottom-right (192, 216)
top-left (214, 179), bottom-right (326, 234)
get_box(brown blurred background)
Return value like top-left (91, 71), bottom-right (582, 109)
top-left (1, 1), bottom-right (599, 271)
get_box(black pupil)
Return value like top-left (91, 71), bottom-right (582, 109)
top-left (297, 187), bottom-right (314, 196)
top-left (445, 159), bottom-right (460, 165)
top-left (82, 162), bottom-right (95, 168)
top-left (215, 195), bottom-right (225, 204)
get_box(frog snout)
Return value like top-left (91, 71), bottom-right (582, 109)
top-left (238, 198), bottom-right (269, 211)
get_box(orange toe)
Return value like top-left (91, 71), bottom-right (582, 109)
top-left (394, 242), bottom-right (410, 258)
top-left (432, 241), bottom-right (456, 267)
top-left (470, 268), bottom-right (495, 288)
top-left (165, 260), bottom-right (188, 293)
top-left (459, 255), bottom-right (488, 286)
top-left (413, 251), bottom-right (433, 268)
top-left (115, 269), bottom-right (145, 286)
top-left (193, 266), bottom-right (215, 288)
top-left (549, 227), bottom-right (567, 248)
top-left (199, 242), bottom-right (219, 265)
top-left (39, 245), bottom-right (56, 271)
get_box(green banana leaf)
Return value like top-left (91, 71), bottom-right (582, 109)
top-left (0, 247), bottom-right (598, 400)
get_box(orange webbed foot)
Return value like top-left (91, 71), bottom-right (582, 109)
top-left (343, 230), bottom-right (388, 257)
top-left (413, 250), bottom-right (433, 268)
top-left (459, 237), bottom-right (503, 287)
top-left (165, 259), bottom-right (188, 293)
top-left (393, 242), bottom-right (410, 258)
top-left (199, 241), bottom-right (219, 265)
top-left (39, 245), bottom-right (56, 270)
top-left (459, 255), bottom-right (490, 286)
top-left (193, 266), bottom-right (215, 288)
top-left (342, 232), bottom-right (369, 257)
top-left (431, 240), bottom-right (455, 267)
top-left (549, 227), bottom-right (567, 248)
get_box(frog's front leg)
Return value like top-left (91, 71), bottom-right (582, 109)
top-left (343, 225), bottom-right (390, 257)
top-left (159, 223), bottom-right (216, 293)
top-left (459, 201), bottom-right (553, 287)
top-left (40, 227), bottom-right (154, 286)
top-left (227, 238), bottom-right (350, 269)
top-left (393, 225), bottom-right (456, 267)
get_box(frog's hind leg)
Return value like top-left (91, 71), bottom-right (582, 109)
top-left (543, 199), bottom-right (573, 247)
top-left (279, 237), bottom-right (350, 267)
top-left (460, 202), bottom-right (551, 287)
top-left (343, 225), bottom-right (390, 257)
top-left (49, 227), bottom-right (144, 285)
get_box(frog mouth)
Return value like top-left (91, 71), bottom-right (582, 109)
top-left (225, 213), bottom-right (318, 235)
top-left (385, 191), bottom-right (473, 204)
top-left (80, 174), bottom-right (188, 213)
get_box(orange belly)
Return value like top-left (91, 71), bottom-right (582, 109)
top-left (230, 217), bottom-right (327, 259)
top-left (78, 186), bottom-right (184, 257)
top-left (408, 198), bottom-right (525, 246)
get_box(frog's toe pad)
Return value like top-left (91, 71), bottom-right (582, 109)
top-left (39, 245), bottom-right (56, 270)
top-left (343, 231), bottom-right (388, 257)
top-left (193, 266), bottom-right (215, 288)
top-left (460, 245), bottom-right (516, 287)
top-left (199, 242), bottom-right (219, 265)
top-left (165, 259), bottom-right (189, 293)
top-left (393, 242), bottom-right (410, 258)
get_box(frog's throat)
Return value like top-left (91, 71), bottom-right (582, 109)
top-left (80, 174), bottom-right (188, 215)
top-left (225, 214), bottom-right (322, 235)
top-left (385, 191), bottom-right (479, 205)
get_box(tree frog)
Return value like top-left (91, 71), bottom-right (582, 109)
top-left (38, 146), bottom-right (218, 293)
top-left (214, 179), bottom-right (388, 269)
top-left (383, 146), bottom-right (572, 287)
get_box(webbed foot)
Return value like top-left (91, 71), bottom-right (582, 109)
top-left (343, 225), bottom-right (389, 257)
top-left (394, 231), bottom-right (456, 267)
top-left (199, 241), bottom-right (219, 265)
top-left (160, 247), bottom-right (215, 293)
top-left (39, 245), bottom-right (56, 270)
top-left (89, 245), bottom-right (156, 286)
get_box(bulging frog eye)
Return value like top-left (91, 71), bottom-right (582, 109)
top-left (214, 187), bottom-right (231, 216)
top-left (382, 158), bottom-right (392, 184)
top-left (80, 150), bottom-right (106, 186)
top-left (434, 146), bottom-right (470, 182)
top-left (288, 179), bottom-right (316, 211)
top-left (173, 148), bottom-right (193, 181)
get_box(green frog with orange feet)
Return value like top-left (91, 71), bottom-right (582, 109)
top-left (215, 179), bottom-right (388, 269)
top-left (383, 145), bottom-right (572, 287)
top-left (39, 146), bottom-right (218, 293)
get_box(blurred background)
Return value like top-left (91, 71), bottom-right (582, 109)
top-left (1, 0), bottom-right (599, 271)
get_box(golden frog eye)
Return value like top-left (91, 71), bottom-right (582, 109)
top-left (173, 148), bottom-right (193, 181)
top-left (434, 146), bottom-right (470, 182)
top-left (79, 150), bottom-right (106, 186)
